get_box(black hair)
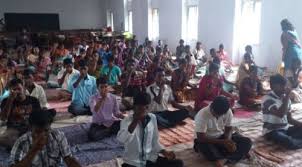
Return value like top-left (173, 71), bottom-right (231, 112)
top-left (78, 59), bottom-right (88, 67)
top-left (210, 96), bottom-right (230, 115)
top-left (212, 56), bottom-right (221, 65)
top-left (245, 45), bottom-right (252, 51)
top-left (7, 60), bottom-right (16, 67)
top-left (219, 44), bottom-right (224, 49)
top-left (108, 56), bottom-right (115, 63)
top-left (270, 74), bottom-right (287, 87)
top-left (281, 19), bottom-right (295, 31)
top-left (155, 67), bottom-right (165, 75)
top-left (8, 78), bottom-right (23, 88)
top-left (63, 58), bottom-right (73, 65)
top-left (209, 62), bottom-right (220, 73)
top-left (153, 56), bottom-right (160, 63)
top-left (133, 92), bottom-right (151, 106)
top-left (249, 65), bottom-right (258, 74)
top-left (179, 58), bottom-right (187, 65)
top-left (97, 76), bottom-right (107, 86)
top-left (23, 68), bottom-right (35, 77)
top-left (29, 109), bottom-right (56, 127)
top-left (79, 48), bottom-right (86, 53)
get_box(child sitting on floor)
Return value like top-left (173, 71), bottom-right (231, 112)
top-left (117, 92), bottom-right (184, 167)
top-left (239, 65), bottom-right (264, 110)
top-left (194, 96), bottom-right (252, 167)
top-left (56, 58), bottom-right (79, 101)
top-left (262, 74), bottom-right (302, 150)
top-left (88, 77), bottom-right (124, 141)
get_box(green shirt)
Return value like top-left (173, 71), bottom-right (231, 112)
top-left (101, 65), bottom-right (122, 85)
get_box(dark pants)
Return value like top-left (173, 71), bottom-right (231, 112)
top-left (154, 109), bottom-right (189, 128)
top-left (265, 126), bottom-right (302, 150)
top-left (123, 86), bottom-right (143, 97)
top-left (122, 156), bottom-right (183, 167)
top-left (68, 103), bottom-right (92, 116)
top-left (88, 121), bottom-right (121, 141)
top-left (194, 133), bottom-right (252, 163)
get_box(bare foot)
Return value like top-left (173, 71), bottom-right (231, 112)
top-left (215, 159), bottom-right (227, 167)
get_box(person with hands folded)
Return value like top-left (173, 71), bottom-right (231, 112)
top-left (0, 78), bottom-right (41, 150)
top-left (9, 109), bottom-right (81, 167)
top-left (117, 92), bottom-right (184, 167)
top-left (194, 96), bottom-right (252, 167)
top-left (146, 68), bottom-right (192, 128)
top-left (88, 76), bottom-right (124, 141)
top-left (262, 74), bottom-right (302, 150)
top-left (68, 59), bottom-right (97, 116)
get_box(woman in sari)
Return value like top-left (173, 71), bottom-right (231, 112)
top-left (194, 63), bottom-right (237, 111)
top-left (281, 19), bottom-right (302, 79)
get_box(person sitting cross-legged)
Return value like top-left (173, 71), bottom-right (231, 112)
top-left (68, 59), bottom-right (97, 116)
top-left (23, 68), bottom-right (49, 109)
top-left (239, 65), bottom-right (264, 109)
top-left (9, 109), bottom-right (81, 167)
top-left (195, 63), bottom-right (237, 112)
top-left (100, 56), bottom-right (122, 86)
top-left (0, 79), bottom-right (41, 150)
top-left (57, 58), bottom-right (79, 101)
top-left (262, 74), bottom-right (302, 150)
top-left (88, 77), bottom-right (124, 141)
top-left (146, 68), bottom-right (192, 128)
top-left (117, 92), bottom-right (184, 167)
top-left (194, 96), bottom-right (252, 167)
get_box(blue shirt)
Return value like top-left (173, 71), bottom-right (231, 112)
top-left (68, 74), bottom-right (97, 107)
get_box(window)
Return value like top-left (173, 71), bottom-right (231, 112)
top-left (128, 11), bottom-right (133, 33)
top-left (107, 11), bottom-right (114, 31)
top-left (150, 8), bottom-right (159, 40)
top-left (232, 0), bottom-right (262, 63)
top-left (238, 0), bottom-right (262, 45)
top-left (186, 6), bottom-right (198, 41)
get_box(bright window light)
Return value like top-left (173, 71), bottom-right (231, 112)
top-left (187, 6), bottom-right (198, 41)
top-left (128, 11), bottom-right (133, 33)
top-left (150, 8), bottom-right (159, 40)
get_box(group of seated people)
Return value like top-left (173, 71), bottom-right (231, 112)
top-left (1, 31), bottom-right (302, 167)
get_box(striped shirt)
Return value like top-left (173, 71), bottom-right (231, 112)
top-left (10, 129), bottom-right (72, 167)
top-left (261, 91), bottom-right (291, 134)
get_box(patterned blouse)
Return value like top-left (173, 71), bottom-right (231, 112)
top-left (10, 129), bottom-right (72, 167)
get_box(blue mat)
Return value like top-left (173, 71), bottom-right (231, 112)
top-left (0, 123), bottom-right (124, 167)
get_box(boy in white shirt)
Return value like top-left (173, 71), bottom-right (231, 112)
top-left (194, 96), bottom-right (252, 167)
top-left (117, 92), bottom-right (183, 167)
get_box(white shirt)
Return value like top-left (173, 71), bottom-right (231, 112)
top-left (146, 83), bottom-right (174, 112)
top-left (57, 68), bottom-right (79, 90)
top-left (195, 105), bottom-right (233, 139)
top-left (193, 48), bottom-right (206, 60)
top-left (261, 91), bottom-right (290, 134)
top-left (117, 113), bottom-right (163, 167)
top-left (26, 83), bottom-right (48, 108)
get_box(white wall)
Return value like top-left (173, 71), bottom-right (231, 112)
top-left (259, 0), bottom-right (302, 69)
top-left (105, 0), bottom-right (124, 32)
top-left (157, 0), bottom-right (183, 50)
top-left (199, 0), bottom-right (235, 56)
top-left (0, 0), bottom-right (106, 30)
